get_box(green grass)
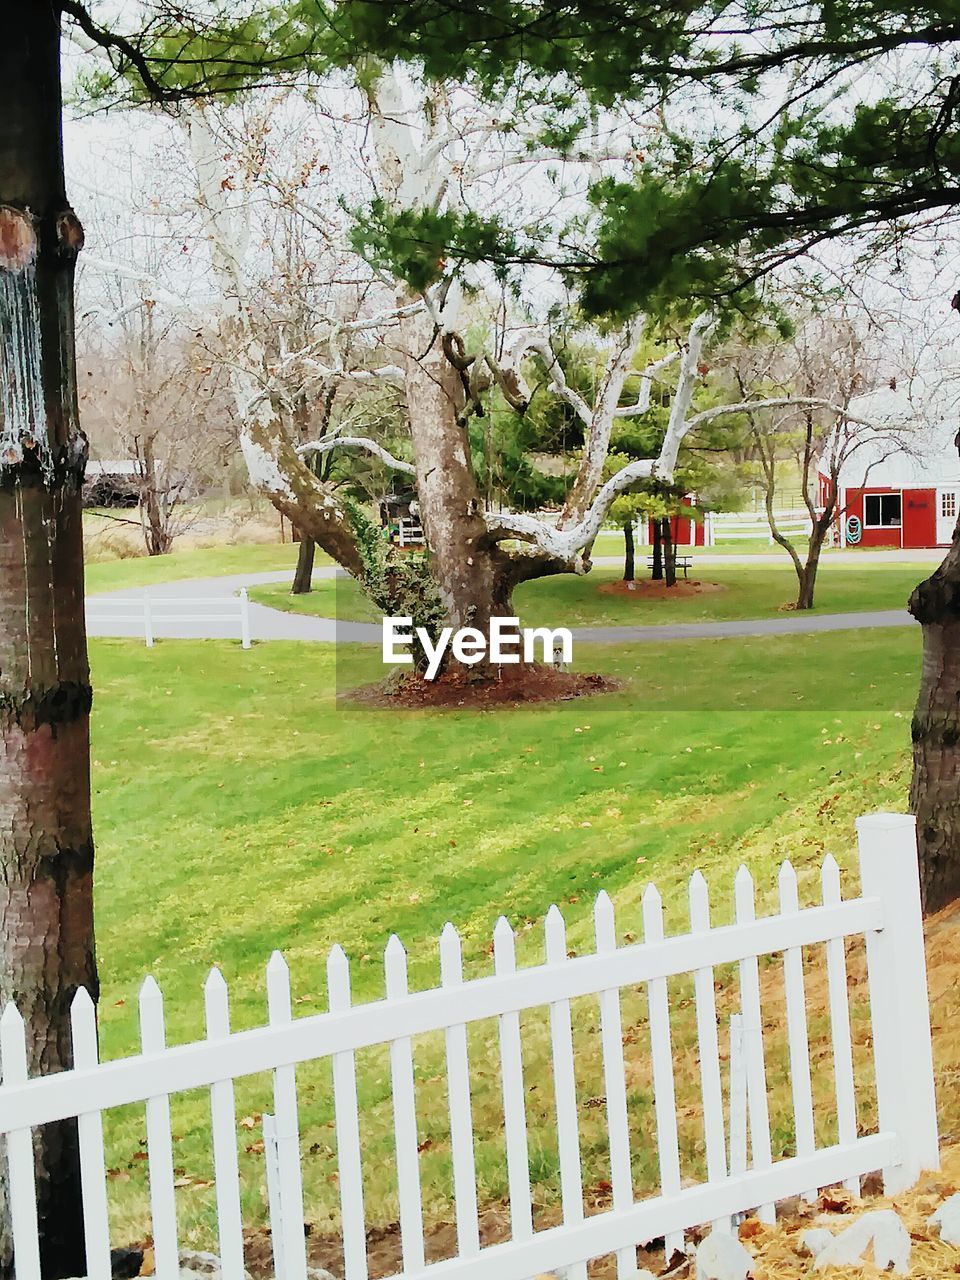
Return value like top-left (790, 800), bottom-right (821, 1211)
top-left (84, 543), bottom-right (331, 595)
top-left (248, 562), bottom-right (926, 629)
top-left (88, 628), bottom-right (920, 1250)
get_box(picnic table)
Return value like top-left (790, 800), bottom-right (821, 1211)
top-left (647, 554), bottom-right (693, 580)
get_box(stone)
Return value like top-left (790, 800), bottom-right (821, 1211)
top-left (178, 1254), bottom-right (223, 1277)
top-left (695, 1231), bottom-right (754, 1280)
top-left (812, 1209), bottom-right (910, 1274)
top-left (798, 1229), bottom-right (834, 1259)
top-left (928, 1192), bottom-right (960, 1245)
top-left (177, 1252), bottom-right (254, 1280)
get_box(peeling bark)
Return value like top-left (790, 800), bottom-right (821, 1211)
top-left (396, 302), bottom-right (507, 634)
top-left (0, 6), bottom-right (97, 1274)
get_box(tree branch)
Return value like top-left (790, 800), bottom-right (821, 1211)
top-left (297, 435), bottom-right (417, 475)
top-left (612, 350), bottom-right (680, 416)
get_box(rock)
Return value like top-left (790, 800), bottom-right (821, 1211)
top-left (306, 1270), bottom-right (337, 1280)
top-left (812, 1209), bottom-right (910, 1274)
top-left (178, 1253), bottom-right (253, 1280)
top-left (695, 1231), bottom-right (754, 1280)
top-left (798, 1229), bottom-right (834, 1259)
top-left (929, 1192), bottom-right (960, 1245)
top-left (178, 1254), bottom-right (224, 1277)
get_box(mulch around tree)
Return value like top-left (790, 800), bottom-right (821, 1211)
top-left (598, 578), bottom-right (726, 600)
top-left (346, 664), bottom-right (621, 709)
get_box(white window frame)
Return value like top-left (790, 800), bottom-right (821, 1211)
top-left (863, 492), bottom-right (903, 530)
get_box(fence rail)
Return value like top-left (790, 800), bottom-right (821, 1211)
top-left (0, 814), bottom-right (938, 1280)
top-left (710, 511), bottom-right (813, 542)
top-left (86, 588), bottom-right (252, 648)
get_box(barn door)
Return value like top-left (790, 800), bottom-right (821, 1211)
top-left (937, 488), bottom-right (959, 545)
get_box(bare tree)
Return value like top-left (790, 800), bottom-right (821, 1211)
top-left (78, 312), bottom-right (232, 555)
top-left (733, 310), bottom-right (916, 608)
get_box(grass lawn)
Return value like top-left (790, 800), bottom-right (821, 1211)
top-left (88, 627), bottom-right (927, 1255)
top-left (85, 543), bottom-right (319, 595)
top-left (248, 562), bottom-right (927, 629)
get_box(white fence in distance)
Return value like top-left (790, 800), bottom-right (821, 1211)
top-left (710, 510), bottom-right (813, 543)
top-left (86, 588), bottom-right (252, 648)
top-left (0, 813), bottom-right (938, 1280)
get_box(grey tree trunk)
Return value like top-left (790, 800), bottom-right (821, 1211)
top-left (398, 305), bottom-right (508, 643)
top-left (909, 529), bottom-right (960, 912)
top-left (140, 436), bottom-right (173, 555)
top-left (0, 5), bottom-right (98, 1276)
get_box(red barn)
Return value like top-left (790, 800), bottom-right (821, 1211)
top-left (646, 494), bottom-right (712, 546)
top-left (819, 385), bottom-right (960, 549)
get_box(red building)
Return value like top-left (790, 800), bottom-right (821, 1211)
top-left (819, 386), bottom-right (960, 549)
top-left (646, 495), bottom-right (712, 547)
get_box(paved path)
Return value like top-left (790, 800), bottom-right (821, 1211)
top-left (85, 567), bottom-right (917, 646)
top-left (575, 609), bottom-right (914, 644)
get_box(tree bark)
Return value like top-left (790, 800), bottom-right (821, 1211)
top-left (794, 524), bottom-right (830, 610)
top-left (398, 305), bottom-right (505, 638)
top-left (139, 436), bottom-right (172, 555)
top-left (0, 6), bottom-right (97, 1276)
top-left (292, 536), bottom-right (316, 593)
top-left (909, 531), bottom-right (960, 912)
top-left (623, 520), bottom-right (635, 581)
top-left (662, 518), bottom-right (677, 588)
top-left (651, 520), bottom-right (663, 580)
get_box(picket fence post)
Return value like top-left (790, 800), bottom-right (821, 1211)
top-left (239, 589), bottom-right (251, 650)
top-left (857, 812), bottom-right (939, 1192)
top-left (143, 590), bottom-right (154, 648)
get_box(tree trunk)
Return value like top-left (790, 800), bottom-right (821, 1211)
top-left (140, 438), bottom-right (172, 555)
top-left (398, 305), bottom-right (503, 639)
top-left (794, 523), bottom-right (829, 610)
top-left (662, 518), bottom-right (677, 588)
top-left (292, 536), bottom-right (315, 594)
top-left (909, 532), bottom-right (960, 912)
top-left (0, 7), bottom-right (97, 1277)
top-left (651, 520), bottom-right (663, 580)
top-left (623, 520), bottom-right (635, 581)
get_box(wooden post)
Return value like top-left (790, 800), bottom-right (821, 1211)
top-left (857, 813), bottom-right (939, 1192)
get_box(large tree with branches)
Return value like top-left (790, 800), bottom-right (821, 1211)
top-left (303, 0), bottom-right (960, 908)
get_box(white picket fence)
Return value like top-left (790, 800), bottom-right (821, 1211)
top-left (0, 813), bottom-right (938, 1280)
top-left (86, 588), bottom-right (252, 648)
